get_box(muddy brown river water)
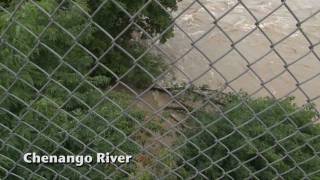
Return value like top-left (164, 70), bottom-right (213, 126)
top-left (159, 0), bottom-right (320, 109)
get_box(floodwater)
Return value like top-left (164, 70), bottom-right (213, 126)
top-left (160, 0), bottom-right (320, 109)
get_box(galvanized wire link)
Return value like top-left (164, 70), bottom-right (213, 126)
top-left (0, 0), bottom-right (320, 179)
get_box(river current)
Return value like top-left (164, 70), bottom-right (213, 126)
top-left (160, 0), bottom-right (320, 109)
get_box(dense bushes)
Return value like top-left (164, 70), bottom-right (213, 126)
top-left (178, 95), bottom-right (320, 179)
top-left (1, 0), bottom-right (320, 179)
top-left (0, 0), bottom-right (175, 179)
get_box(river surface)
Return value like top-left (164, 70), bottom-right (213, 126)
top-left (160, 0), bottom-right (320, 109)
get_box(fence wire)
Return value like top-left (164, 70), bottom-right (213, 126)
top-left (1, 0), bottom-right (320, 179)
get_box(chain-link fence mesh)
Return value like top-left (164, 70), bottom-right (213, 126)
top-left (1, 0), bottom-right (320, 179)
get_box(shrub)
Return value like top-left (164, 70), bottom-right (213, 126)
top-left (0, 0), bottom-right (173, 178)
top-left (178, 95), bottom-right (320, 179)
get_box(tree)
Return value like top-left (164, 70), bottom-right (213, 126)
top-left (0, 0), bottom-right (172, 178)
top-left (85, 0), bottom-right (177, 88)
top-left (1, 0), bottom-right (176, 88)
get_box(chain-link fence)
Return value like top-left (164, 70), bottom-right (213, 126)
top-left (1, 0), bottom-right (320, 179)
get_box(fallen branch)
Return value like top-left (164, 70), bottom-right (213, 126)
top-left (151, 86), bottom-right (226, 106)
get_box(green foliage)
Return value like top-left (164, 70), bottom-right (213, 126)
top-left (4, 0), bottom-right (318, 179)
top-left (85, 0), bottom-right (175, 88)
top-left (0, 0), bottom-right (95, 113)
top-left (0, 0), bottom-right (15, 8)
top-left (1, 0), bottom-right (174, 89)
top-left (97, 43), bottom-right (166, 89)
top-left (178, 95), bottom-right (320, 179)
top-left (86, 0), bottom-right (177, 43)
top-left (0, 0), bottom-right (176, 179)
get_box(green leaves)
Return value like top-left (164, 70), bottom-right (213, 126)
top-left (0, 0), bottom-right (176, 179)
top-left (179, 95), bottom-right (320, 179)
